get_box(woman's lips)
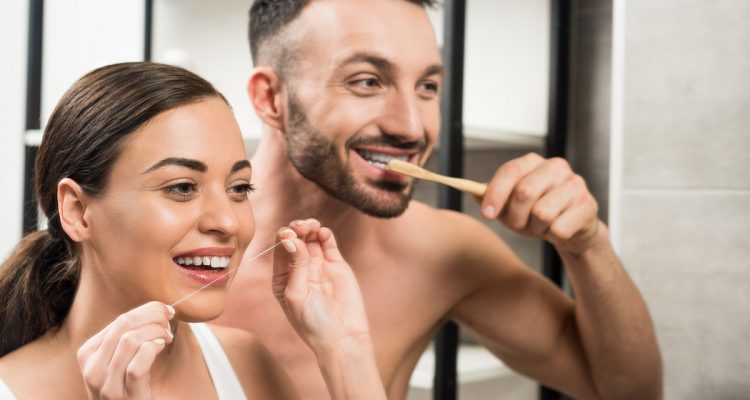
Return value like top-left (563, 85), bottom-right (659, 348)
top-left (173, 263), bottom-right (231, 285)
top-left (172, 247), bottom-right (234, 285)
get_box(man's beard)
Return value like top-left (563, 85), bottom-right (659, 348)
top-left (285, 96), bottom-right (422, 218)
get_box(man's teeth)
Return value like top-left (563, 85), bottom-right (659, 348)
top-left (175, 256), bottom-right (230, 269)
top-left (357, 151), bottom-right (409, 168)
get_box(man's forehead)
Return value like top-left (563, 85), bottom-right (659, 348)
top-left (300, 0), bottom-right (436, 40)
top-left (296, 0), bottom-right (441, 68)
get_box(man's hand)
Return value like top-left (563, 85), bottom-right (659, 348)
top-left (480, 152), bottom-right (603, 255)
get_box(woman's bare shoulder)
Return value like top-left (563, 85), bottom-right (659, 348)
top-left (0, 338), bottom-right (71, 399)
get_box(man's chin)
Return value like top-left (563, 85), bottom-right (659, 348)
top-left (352, 183), bottom-right (411, 219)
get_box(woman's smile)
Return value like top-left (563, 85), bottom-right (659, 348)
top-left (172, 246), bottom-right (235, 285)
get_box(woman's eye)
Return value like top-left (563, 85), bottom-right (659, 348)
top-left (228, 183), bottom-right (256, 200)
top-left (164, 182), bottom-right (197, 201)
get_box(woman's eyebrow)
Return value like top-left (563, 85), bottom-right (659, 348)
top-left (142, 157), bottom-right (207, 174)
top-left (231, 160), bottom-right (252, 173)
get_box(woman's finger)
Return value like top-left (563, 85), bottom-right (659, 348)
top-left (102, 323), bottom-right (173, 393)
top-left (318, 227), bottom-right (343, 262)
top-left (274, 227), bottom-right (310, 308)
top-left (95, 302), bottom-right (173, 354)
top-left (77, 302), bottom-right (173, 395)
top-left (124, 340), bottom-right (167, 399)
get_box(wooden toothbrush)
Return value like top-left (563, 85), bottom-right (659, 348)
top-left (387, 159), bottom-right (487, 197)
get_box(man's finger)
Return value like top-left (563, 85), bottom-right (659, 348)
top-left (481, 153), bottom-right (545, 219)
top-left (547, 198), bottom-right (598, 244)
top-left (501, 159), bottom-right (570, 231)
top-left (526, 181), bottom-right (576, 236)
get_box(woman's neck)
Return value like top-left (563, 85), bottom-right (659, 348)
top-left (55, 269), bottom-right (197, 391)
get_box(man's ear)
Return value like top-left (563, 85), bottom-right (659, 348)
top-left (57, 178), bottom-right (92, 243)
top-left (247, 66), bottom-right (288, 131)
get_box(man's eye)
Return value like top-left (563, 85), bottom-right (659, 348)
top-left (422, 82), bottom-right (439, 92)
top-left (357, 78), bottom-right (380, 87)
top-left (348, 77), bottom-right (382, 93)
top-left (419, 81), bottom-right (440, 94)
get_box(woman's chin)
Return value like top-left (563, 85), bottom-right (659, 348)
top-left (171, 297), bottom-right (226, 323)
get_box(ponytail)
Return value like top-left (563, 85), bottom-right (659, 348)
top-left (0, 225), bottom-right (79, 356)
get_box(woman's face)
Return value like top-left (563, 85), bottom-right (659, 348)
top-left (82, 97), bottom-right (255, 320)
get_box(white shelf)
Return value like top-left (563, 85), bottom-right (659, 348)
top-left (410, 344), bottom-right (515, 388)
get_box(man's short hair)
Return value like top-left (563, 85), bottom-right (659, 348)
top-left (248, 0), bottom-right (437, 75)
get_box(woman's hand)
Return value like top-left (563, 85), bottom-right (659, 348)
top-left (76, 301), bottom-right (175, 400)
top-left (272, 219), bottom-right (385, 399)
top-left (272, 219), bottom-right (370, 354)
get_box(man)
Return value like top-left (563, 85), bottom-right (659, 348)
top-left (215, 0), bottom-right (663, 398)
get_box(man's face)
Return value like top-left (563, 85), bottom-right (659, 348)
top-left (282, 0), bottom-right (443, 218)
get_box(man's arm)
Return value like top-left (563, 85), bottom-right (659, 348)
top-left (449, 153), bottom-right (662, 399)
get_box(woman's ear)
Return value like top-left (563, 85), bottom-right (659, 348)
top-left (247, 66), bottom-right (288, 131)
top-left (57, 178), bottom-right (91, 243)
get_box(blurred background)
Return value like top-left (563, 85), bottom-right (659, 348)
top-left (1, 0), bottom-right (748, 399)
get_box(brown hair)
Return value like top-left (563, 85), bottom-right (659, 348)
top-left (248, 0), bottom-right (438, 75)
top-left (0, 62), bottom-right (225, 356)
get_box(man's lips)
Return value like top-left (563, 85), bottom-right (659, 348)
top-left (353, 147), bottom-right (419, 170)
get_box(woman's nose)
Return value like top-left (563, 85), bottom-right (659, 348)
top-left (198, 191), bottom-right (240, 237)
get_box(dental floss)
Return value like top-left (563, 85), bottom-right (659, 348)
top-left (170, 240), bottom-right (291, 308)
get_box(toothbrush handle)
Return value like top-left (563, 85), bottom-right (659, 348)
top-left (433, 175), bottom-right (487, 197)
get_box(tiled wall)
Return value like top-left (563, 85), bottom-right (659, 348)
top-left (620, 1), bottom-right (750, 398)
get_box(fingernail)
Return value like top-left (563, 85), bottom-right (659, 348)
top-left (482, 205), bottom-right (496, 219)
top-left (282, 239), bottom-right (296, 253)
top-left (280, 227), bottom-right (296, 239)
top-left (154, 338), bottom-right (166, 346)
top-left (166, 305), bottom-right (176, 316)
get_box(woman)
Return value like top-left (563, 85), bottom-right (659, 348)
top-left (0, 62), bottom-right (384, 399)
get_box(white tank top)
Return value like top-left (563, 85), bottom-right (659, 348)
top-left (0, 323), bottom-right (246, 400)
top-left (189, 322), bottom-right (247, 399)
top-left (0, 378), bottom-right (13, 400)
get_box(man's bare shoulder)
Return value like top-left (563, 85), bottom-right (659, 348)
top-left (365, 200), bottom-right (522, 280)
top-left (383, 200), bottom-right (506, 253)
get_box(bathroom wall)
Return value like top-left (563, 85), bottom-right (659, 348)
top-left (614, 0), bottom-right (750, 398)
top-left (0, 1), bottom-right (27, 259)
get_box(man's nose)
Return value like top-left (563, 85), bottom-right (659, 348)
top-left (381, 89), bottom-right (425, 142)
top-left (198, 191), bottom-right (240, 237)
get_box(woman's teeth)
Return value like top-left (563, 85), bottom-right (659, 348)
top-left (357, 150), bottom-right (409, 169)
top-left (174, 256), bottom-right (230, 269)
